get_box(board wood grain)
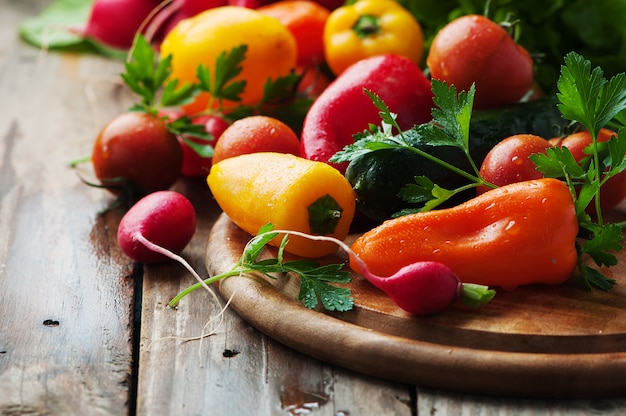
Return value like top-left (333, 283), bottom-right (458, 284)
top-left (206, 213), bottom-right (626, 399)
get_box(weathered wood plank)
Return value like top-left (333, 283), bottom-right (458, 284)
top-left (417, 388), bottom-right (626, 416)
top-left (0, 2), bottom-right (136, 414)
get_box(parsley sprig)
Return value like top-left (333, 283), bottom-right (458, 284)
top-left (331, 81), bottom-right (496, 212)
top-left (530, 52), bottom-right (626, 290)
top-left (121, 35), bottom-right (209, 141)
top-left (121, 35), bottom-right (306, 146)
top-left (168, 224), bottom-right (354, 312)
top-left (331, 51), bottom-right (626, 292)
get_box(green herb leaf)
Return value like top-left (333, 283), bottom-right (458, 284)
top-left (397, 176), bottom-right (436, 205)
top-left (580, 223), bottom-right (622, 267)
top-left (196, 44), bottom-right (248, 105)
top-left (582, 266), bottom-right (617, 291)
top-left (244, 224), bottom-right (278, 264)
top-left (160, 79), bottom-right (202, 108)
top-left (260, 72), bottom-right (301, 104)
top-left (557, 52), bottom-right (626, 136)
top-left (428, 80), bottom-right (475, 150)
top-left (168, 223), bottom-right (354, 312)
top-left (530, 146), bottom-right (585, 179)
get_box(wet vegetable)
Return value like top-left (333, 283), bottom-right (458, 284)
top-left (207, 152), bottom-right (356, 257)
top-left (350, 179), bottom-right (579, 290)
top-left (117, 191), bottom-right (196, 263)
top-left (300, 53), bottom-right (433, 173)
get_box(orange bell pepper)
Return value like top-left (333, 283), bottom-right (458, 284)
top-left (350, 178), bottom-right (579, 290)
top-left (323, 0), bottom-right (424, 76)
top-left (207, 152), bottom-right (356, 258)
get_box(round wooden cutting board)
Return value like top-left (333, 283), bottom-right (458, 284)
top-left (205, 213), bottom-right (626, 399)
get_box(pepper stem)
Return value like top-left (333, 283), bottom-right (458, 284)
top-left (307, 194), bottom-right (344, 235)
top-left (353, 14), bottom-right (381, 39)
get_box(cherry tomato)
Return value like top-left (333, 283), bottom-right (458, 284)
top-left (426, 15), bottom-right (534, 110)
top-left (559, 128), bottom-right (626, 213)
top-left (477, 134), bottom-right (552, 195)
top-left (92, 112), bottom-right (183, 194)
top-left (211, 115), bottom-right (301, 164)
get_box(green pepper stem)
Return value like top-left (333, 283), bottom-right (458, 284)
top-left (353, 14), bottom-right (381, 39)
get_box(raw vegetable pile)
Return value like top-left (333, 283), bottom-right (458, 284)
top-left (24, 0), bottom-right (626, 316)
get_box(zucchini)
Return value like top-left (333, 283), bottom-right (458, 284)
top-left (345, 97), bottom-right (569, 223)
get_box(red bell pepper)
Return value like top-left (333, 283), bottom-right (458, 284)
top-left (300, 53), bottom-right (433, 173)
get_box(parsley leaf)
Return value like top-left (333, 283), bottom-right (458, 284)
top-left (557, 52), bottom-right (626, 136)
top-left (168, 223), bottom-right (354, 312)
top-left (535, 52), bottom-right (626, 290)
top-left (425, 80), bottom-right (475, 150)
top-left (196, 44), bottom-right (247, 106)
top-left (331, 83), bottom-right (492, 212)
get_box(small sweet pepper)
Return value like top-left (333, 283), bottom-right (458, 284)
top-left (207, 152), bottom-right (356, 258)
top-left (350, 179), bottom-right (579, 290)
top-left (323, 0), bottom-right (424, 76)
top-left (300, 53), bottom-right (433, 173)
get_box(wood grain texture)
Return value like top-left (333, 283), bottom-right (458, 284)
top-left (0, 1), bottom-right (137, 415)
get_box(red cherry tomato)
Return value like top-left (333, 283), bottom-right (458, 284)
top-left (477, 134), bottom-right (552, 195)
top-left (211, 115), bottom-right (301, 164)
top-left (91, 112), bottom-right (182, 194)
top-left (426, 14), bottom-right (534, 110)
top-left (559, 128), bottom-right (626, 213)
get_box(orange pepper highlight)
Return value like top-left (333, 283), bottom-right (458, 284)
top-left (350, 178), bottom-right (579, 290)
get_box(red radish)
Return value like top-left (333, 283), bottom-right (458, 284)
top-left (358, 261), bottom-right (462, 315)
top-left (117, 191), bottom-right (196, 263)
top-left (75, 0), bottom-right (163, 50)
top-left (261, 230), bottom-right (494, 315)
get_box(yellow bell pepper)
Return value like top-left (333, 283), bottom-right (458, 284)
top-left (323, 0), bottom-right (424, 76)
top-left (207, 152), bottom-right (356, 258)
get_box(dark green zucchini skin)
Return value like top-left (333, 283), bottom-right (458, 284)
top-left (345, 97), bottom-right (569, 223)
top-left (468, 96), bottom-right (567, 162)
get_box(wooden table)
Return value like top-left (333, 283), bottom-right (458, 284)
top-left (2, 1), bottom-right (626, 414)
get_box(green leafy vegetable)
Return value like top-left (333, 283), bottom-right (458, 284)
top-left (396, 0), bottom-right (626, 95)
top-left (168, 223), bottom-right (354, 312)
